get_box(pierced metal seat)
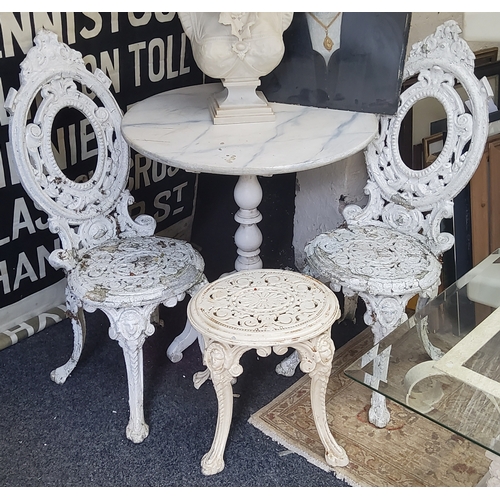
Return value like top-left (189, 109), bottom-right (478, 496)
top-left (188, 269), bottom-right (348, 475)
top-left (277, 21), bottom-right (492, 428)
top-left (5, 29), bottom-right (207, 443)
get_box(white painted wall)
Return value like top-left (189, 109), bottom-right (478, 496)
top-left (293, 151), bottom-right (366, 271)
top-left (292, 12), bottom-right (500, 270)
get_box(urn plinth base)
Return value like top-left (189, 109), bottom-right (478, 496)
top-left (209, 79), bottom-right (275, 125)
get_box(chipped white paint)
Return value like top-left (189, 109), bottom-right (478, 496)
top-left (293, 151), bottom-right (368, 271)
top-left (301, 21), bottom-right (492, 428)
top-left (5, 29), bottom-right (207, 443)
top-left (187, 269), bottom-right (348, 475)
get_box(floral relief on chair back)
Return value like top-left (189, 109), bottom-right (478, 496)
top-left (343, 20), bottom-right (493, 258)
top-left (4, 29), bottom-right (156, 271)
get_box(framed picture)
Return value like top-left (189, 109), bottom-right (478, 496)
top-left (474, 47), bottom-right (499, 67)
top-left (259, 12), bottom-right (412, 116)
top-left (422, 132), bottom-right (444, 167)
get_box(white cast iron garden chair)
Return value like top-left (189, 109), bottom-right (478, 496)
top-left (277, 21), bottom-right (492, 428)
top-left (4, 29), bottom-right (207, 444)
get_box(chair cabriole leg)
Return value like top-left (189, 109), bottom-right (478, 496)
top-left (51, 290), bottom-right (86, 385)
top-left (104, 305), bottom-right (157, 444)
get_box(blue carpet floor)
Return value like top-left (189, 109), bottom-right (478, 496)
top-left (0, 298), bottom-right (364, 487)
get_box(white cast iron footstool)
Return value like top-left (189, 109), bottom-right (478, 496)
top-left (187, 269), bottom-right (349, 475)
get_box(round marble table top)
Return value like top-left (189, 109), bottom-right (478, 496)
top-left (121, 83), bottom-right (378, 176)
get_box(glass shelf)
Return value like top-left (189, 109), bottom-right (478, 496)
top-left (345, 249), bottom-right (500, 457)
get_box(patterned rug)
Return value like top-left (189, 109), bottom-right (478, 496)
top-left (249, 327), bottom-right (491, 487)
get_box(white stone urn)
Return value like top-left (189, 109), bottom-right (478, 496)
top-left (178, 12), bottom-right (293, 124)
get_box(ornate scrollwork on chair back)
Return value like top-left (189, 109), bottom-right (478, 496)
top-left (344, 20), bottom-right (492, 257)
top-left (4, 29), bottom-right (153, 261)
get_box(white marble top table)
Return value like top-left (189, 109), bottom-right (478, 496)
top-left (121, 82), bottom-right (378, 365)
top-left (121, 81), bottom-right (378, 272)
top-left (121, 82), bottom-right (378, 176)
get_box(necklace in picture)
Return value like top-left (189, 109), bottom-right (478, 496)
top-left (308, 12), bottom-right (341, 51)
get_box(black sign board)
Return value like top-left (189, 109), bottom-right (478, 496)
top-left (260, 12), bottom-right (411, 116)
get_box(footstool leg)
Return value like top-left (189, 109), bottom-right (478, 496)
top-left (295, 332), bottom-right (349, 467)
top-left (201, 339), bottom-right (247, 475)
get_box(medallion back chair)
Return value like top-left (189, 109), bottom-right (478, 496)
top-left (277, 21), bottom-right (492, 428)
top-left (5, 30), bottom-right (207, 443)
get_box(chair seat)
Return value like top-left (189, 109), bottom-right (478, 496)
top-left (68, 236), bottom-right (204, 308)
top-left (306, 225), bottom-right (441, 297)
top-left (188, 269), bottom-right (340, 346)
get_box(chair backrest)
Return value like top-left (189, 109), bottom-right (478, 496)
top-left (4, 29), bottom-right (155, 266)
top-left (343, 21), bottom-right (492, 258)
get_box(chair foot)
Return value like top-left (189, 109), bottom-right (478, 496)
top-left (167, 318), bottom-right (198, 363)
top-left (275, 349), bottom-right (300, 377)
top-left (104, 305), bottom-right (157, 443)
top-left (50, 364), bottom-right (75, 385)
top-left (201, 452), bottom-right (225, 476)
top-left (325, 448), bottom-right (349, 467)
top-left (52, 297), bottom-right (86, 385)
top-left (368, 391), bottom-right (391, 428)
top-left (298, 333), bottom-right (350, 469)
top-left (126, 420), bottom-right (149, 444)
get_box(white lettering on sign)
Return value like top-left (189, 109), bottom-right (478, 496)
top-left (0, 144), bottom-right (6, 189)
top-left (0, 197), bottom-right (49, 247)
top-left (128, 33), bottom-right (190, 87)
top-left (80, 13), bottom-right (103, 39)
top-left (0, 238), bottom-right (60, 294)
top-left (0, 12), bottom-right (177, 59)
top-left (0, 76), bottom-right (9, 127)
top-left (153, 181), bottom-right (188, 222)
top-left (83, 49), bottom-right (120, 94)
top-left (129, 153), bottom-right (181, 191)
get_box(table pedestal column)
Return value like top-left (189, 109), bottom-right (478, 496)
top-left (234, 174), bottom-right (263, 271)
top-left (168, 174), bottom-right (264, 363)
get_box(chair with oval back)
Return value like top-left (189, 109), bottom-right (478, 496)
top-left (276, 21), bottom-right (493, 428)
top-left (4, 29), bottom-right (207, 443)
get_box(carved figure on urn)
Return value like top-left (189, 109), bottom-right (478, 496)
top-left (178, 12), bottom-right (293, 124)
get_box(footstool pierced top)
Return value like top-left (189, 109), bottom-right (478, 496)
top-left (187, 269), bottom-right (341, 346)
